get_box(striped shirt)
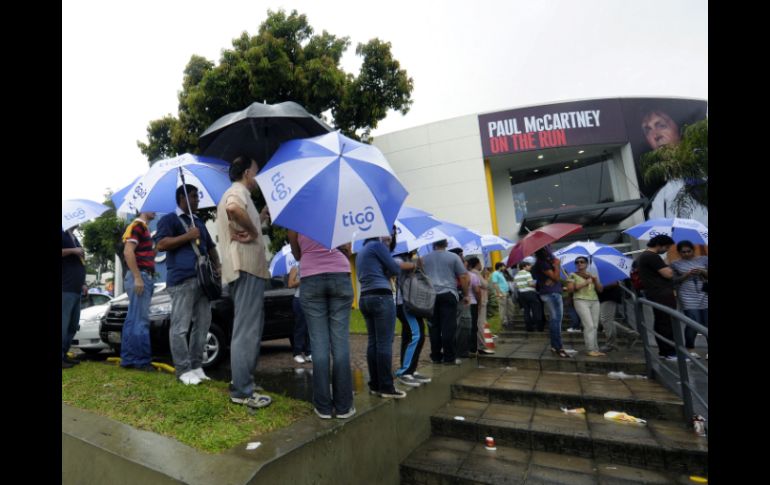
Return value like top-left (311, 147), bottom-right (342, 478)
top-left (215, 182), bottom-right (270, 284)
top-left (513, 269), bottom-right (536, 293)
top-left (671, 257), bottom-right (708, 310)
top-left (122, 219), bottom-right (155, 272)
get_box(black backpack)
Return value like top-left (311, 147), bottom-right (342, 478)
top-left (400, 269), bottom-right (436, 318)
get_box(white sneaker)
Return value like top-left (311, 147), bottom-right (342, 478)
top-left (689, 352), bottom-right (701, 359)
top-left (314, 408), bottom-right (332, 419)
top-left (293, 355), bottom-right (306, 364)
top-left (412, 372), bottom-right (432, 384)
top-left (193, 368), bottom-right (211, 381)
top-left (336, 407), bottom-right (356, 419)
top-left (304, 354), bottom-right (312, 363)
top-left (179, 370), bottom-right (202, 385)
top-left (379, 389), bottom-right (407, 399)
top-left (397, 375), bottom-right (421, 387)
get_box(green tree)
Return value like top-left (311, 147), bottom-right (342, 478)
top-left (641, 118), bottom-right (708, 215)
top-left (137, 8), bottom-right (413, 159)
top-left (80, 192), bottom-right (126, 282)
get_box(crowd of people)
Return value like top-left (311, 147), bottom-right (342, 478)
top-left (62, 156), bottom-right (708, 420)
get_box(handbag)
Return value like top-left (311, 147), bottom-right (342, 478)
top-left (179, 215), bottom-right (221, 300)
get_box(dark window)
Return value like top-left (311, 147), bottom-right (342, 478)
top-left (511, 158), bottom-right (614, 220)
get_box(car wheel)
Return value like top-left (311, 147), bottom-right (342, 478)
top-left (201, 323), bottom-right (226, 369)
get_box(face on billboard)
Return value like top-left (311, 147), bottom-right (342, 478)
top-left (641, 111), bottom-right (681, 150)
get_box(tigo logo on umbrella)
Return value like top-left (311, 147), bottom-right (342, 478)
top-left (63, 208), bottom-right (86, 221)
top-left (270, 172), bottom-right (292, 201)
top-left (342, 206), bottom-right (375, 231)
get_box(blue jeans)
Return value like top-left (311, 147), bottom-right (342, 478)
top-left (540, 293), bottom-right (564, 350)
top-left (167, 277), bottom-right (212, 377)
top-left (396, 304), bottom-right (424, 377)
top-left (300, 273), bottom-right (354, 415)
top-left (62, 292), bottom-right (81, 360)
top-left (360, 294), bottom-right (397, 393)
top-left (683, 308), bottom-right (708, 349)
top-left (292, 297), bottom-right (311, 356)
top-left (121, 271), bottom-right (155, 367)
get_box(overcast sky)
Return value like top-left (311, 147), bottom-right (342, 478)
top-left (62, 0), bottom-right (707, 203)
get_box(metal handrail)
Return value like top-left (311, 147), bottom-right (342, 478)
top-left (618, 284), bottom-right (708, 423)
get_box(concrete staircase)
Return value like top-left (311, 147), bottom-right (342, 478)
top-left (400, 338), bottom-right (708, 484)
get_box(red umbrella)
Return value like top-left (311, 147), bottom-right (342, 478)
top-left (506, 223), bottom-right (583, 267)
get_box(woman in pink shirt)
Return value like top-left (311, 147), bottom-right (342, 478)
top-left (288, 230), bottom-right (355, 420)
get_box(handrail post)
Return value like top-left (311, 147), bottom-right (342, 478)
top-left (671, 314), bottom-right (695, 420)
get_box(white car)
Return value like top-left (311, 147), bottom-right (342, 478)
top-left (71, 292), bottom-right (117, 354)
top-left (73, 284), bottom-right (167, 355)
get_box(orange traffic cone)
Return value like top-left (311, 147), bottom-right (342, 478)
top-left (483, 322), bottom-right (495, 350)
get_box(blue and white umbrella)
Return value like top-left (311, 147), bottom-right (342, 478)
top-left (395, 206), bottom-right (441, 238)
top-left (62, 199), bottom-right (111, 230)
top-left (352, 214), bottom-right (442, 255)
top-left (115, 153), bottom-right (231, 214)
top-left (479, 234), bottom-right (514, 252)
top-left (412, 222), bottom-right (481, 256)
top-left (268, 244), bottom-right (298, 277)
top-left (623, 217), bottom-right (708, 245)
top-left (554, 241), bottom-right (632, 285)
top-left (256, 131), bottom-right (408, 249)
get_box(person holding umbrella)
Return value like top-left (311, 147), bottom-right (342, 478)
top-left (155, 184), bottom-right (221, 385)
top-left (62, 227), bottom-right (87, 369)
top-left (356, 225), bottom-right (418, 399)
top-left (670, 240), bottom-right (708, 358)
top-left (215, 156), bottom-right (273, 409)
top-left (288, 229), bottom-right (355, 419)
top-left (566, 257), bottom-right (605, 357)
top-left (120, 211), bottom-right (158, 371)
top-left (532, 246), bottom-right (569, 358)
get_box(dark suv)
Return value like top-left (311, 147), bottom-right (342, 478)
top-left (99, 278), bottom-right (295, 368)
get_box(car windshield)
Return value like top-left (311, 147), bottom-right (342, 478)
top-left (80, 293), bottom-right (111, 309)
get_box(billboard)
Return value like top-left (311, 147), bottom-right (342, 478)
top-left (477, 98), bottom-right (628, 157)
top-left (478, 97), bottom-right (708, 223)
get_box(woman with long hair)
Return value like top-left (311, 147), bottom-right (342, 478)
top-left (531, 246), bottom-right (569, 358)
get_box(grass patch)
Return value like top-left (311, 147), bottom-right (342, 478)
top-left (62, 362), bottom-right (312, 453)
top-left (350, 308), bottom-right (403, 335)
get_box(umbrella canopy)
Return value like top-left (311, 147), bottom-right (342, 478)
top-left (623, 217), bottom-right (708, 245)
top-left (256, 131), bottom-right (408, 249)
top-left (506, 223), bottom-right (583, 267)
top-left (111, 177), bottom-right (140, 215)
top-left (268, 244), bottom-right (298, 277)
top-left (352, 214), bottom-right (442, 255)
top-left (411, 222), bottom-right (478, 250)
top-left (478, 234), bottom-right (514, 252)
top-left (115, 154), bottom-right (231, 214)
top-left (198, 101), bottom-right (333, 167)
top-left (395, 206), bottom-right (441, 238)
top-left (554, 241), bottom-right (632, 285)
top-left (62, 199), bottom-right (110, 230)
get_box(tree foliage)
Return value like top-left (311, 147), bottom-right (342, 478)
top-left (641, 118), bottom-right (708, 214)
top-left (80, 192), bottom-right (125, 278)
top-left (137, 9), bottom-right (414, 161)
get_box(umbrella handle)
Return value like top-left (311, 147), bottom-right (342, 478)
top-left (178, 167), bottom-right (200, 245)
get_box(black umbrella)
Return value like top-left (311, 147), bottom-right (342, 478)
top-left (198, 101), bottom-right (333, 167)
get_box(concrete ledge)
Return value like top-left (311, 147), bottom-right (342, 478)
top-left (63, 360), bottom-right (476, 485)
